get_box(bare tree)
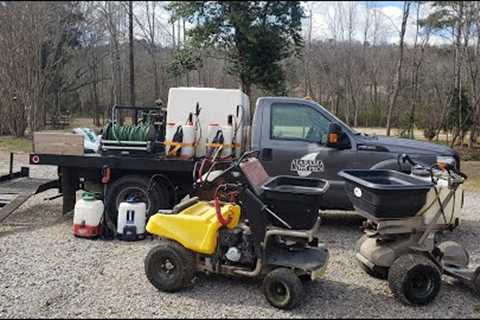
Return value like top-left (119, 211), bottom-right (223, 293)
top-left (386, 1), bottom-right (410, 136)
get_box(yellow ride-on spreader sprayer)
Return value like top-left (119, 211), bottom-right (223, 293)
top-left (144, 151), bottom-right (330, 309)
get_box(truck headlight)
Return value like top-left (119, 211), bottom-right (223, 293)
top-left (437, 156), bottom-right (456, 167)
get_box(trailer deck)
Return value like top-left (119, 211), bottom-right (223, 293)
top-left (28, 152), bottom-right (201, 215)
top-left (29, 152), bottom-right (196, 172)
top-left (0, 154), bottom-right (58, 223)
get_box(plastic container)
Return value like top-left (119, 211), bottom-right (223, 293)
top-left (338, 169), bottom-right (433, 219)
top-left (165, 123), bottom-right (177, 156)
top-left (180, 124), bottom-right (195, 159)
top-left (73, 192), bottom-right (104, 238)
top-left (261, 176), bottom-right (329, 229)
top-left (206, 124), bottom-right (223, 157)
top-left (221, 124), bottom-right (233, 158)
top-left (166, 87), bottom-right (250, 157)
top-left (411, 169), bottom-right (463, 225)
top-left (117, 198), bottom-right (147, 241)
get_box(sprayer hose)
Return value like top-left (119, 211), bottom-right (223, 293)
top-left (105, 123), bottom-right (153, 142)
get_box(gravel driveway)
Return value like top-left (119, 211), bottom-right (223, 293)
top-left (0, 154), bottom-right (479, 318)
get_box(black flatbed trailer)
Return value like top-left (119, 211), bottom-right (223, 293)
top-left (0, 153), bottom-right (58, 223)
top-left (28, 152), bottom-right (199, 216)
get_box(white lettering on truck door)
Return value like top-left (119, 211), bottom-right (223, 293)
top-left (291, 152), bottom-right (324, 177)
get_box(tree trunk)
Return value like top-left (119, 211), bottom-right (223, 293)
top-left (128, 1), bottom-right (136, 123)
top-left (386, 1), bottom-right (410, 136)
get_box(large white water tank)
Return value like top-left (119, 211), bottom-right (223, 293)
top-left (73, 192), bottom-right (104, 238)
top-left (166, 87), bottom-right (250, 157)
top-left (117, 199), bottom-right (147, 241)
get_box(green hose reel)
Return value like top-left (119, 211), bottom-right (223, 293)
top-left (103, 122), bottom-right (155, 142)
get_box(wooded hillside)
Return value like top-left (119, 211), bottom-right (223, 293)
top-left (0, 1), bottom-right (479, 149)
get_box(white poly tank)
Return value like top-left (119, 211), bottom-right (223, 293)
top-left (221, 124), bottom-right (233, 158)
top-left (73, 193), bottom-right (104, 238)
top-left (414, 171), bottom-right (463, 225)
top-left (117, 199), bottom-right (147, 241)
top-left (180, 124), bottom-right (195, 159)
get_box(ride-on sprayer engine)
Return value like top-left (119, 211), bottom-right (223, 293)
top-left (339, 154), bottom-right (480, 306)
top-left (144, 151), bottom-right (330, 310)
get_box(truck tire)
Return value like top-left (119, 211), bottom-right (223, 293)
top-left (144, 241), bottom-right (195, 292)
top-left (105, 175), bottom-right (170, 227)
top-left (388, 254), bottom-right (441, 306)
top-left (263, 268), bottom-right (304, 310)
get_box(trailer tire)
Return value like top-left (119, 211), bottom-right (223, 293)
top-left (106, 175), bottom-right (170, 227)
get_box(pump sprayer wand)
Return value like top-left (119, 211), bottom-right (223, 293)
top-left (232, 105), bottom-right (244, 157)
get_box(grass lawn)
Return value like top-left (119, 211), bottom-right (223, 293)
top-left (461, 161), bottom-right (480, 192)
top-left (0, 136), bottom-right (32, 154)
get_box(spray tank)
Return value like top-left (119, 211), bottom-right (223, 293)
top-left (164, 102), bottom-right (201, 159)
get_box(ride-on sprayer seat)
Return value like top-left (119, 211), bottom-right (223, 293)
top-left (146, 201), bottom-right (240, 255)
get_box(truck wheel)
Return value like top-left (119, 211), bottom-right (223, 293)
top-left (144, 241), bottom-right (195, 292)
top-left (388, 254), bottom-right (441, 306)
top-left (263, 268), bottom-right (304, 310)
top-left (106, 175), bottom-right (170, 226)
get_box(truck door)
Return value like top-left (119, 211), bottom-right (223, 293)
top-left (258, 101), bottom-right (356, 210)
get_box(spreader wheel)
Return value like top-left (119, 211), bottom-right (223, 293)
top-left (263, 268), bottom-right (304, 310)
top-left (388, 254), bottom-right (442, 306)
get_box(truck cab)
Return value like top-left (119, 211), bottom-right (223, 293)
top-left (251, 97), bottom-right (460, 210)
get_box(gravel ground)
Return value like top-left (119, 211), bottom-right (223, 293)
top-left (0, 154), bottom-right (479, 318)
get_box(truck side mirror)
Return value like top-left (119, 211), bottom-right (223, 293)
top-left (326, 123), bottom-right (343, 148)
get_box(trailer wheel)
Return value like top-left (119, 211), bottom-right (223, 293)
top-left (263, 268), bottom-right (304, 310)
top-left (388, 254), bottom-right (441, 306)
top-left (145, 241), bottom-right (195, 292)
top-left (106, 175), bottom-right (170, 226)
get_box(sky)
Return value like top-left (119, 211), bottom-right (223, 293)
top-left (303, 1), bottom-right (451, 46)
top-left (132, 1), bottom-right (453, 47)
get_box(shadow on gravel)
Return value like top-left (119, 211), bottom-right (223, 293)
top-left (0, 206), bottom-right (70, 238)
top-left (172, 273), bottom-right (393, 317)
top-left (168, 269), bottom-right (480, 318)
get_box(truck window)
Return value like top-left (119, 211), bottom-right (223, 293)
top-left (270, 103), bottom-right (331, 144)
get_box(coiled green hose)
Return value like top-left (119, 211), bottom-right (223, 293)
top-left (104, 123), bottom-right (154, 142)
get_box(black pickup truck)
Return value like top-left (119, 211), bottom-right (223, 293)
top-left (23, 97), bottom-right (458, 217)
top-left (251, 97), bottom-right (459, 210)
